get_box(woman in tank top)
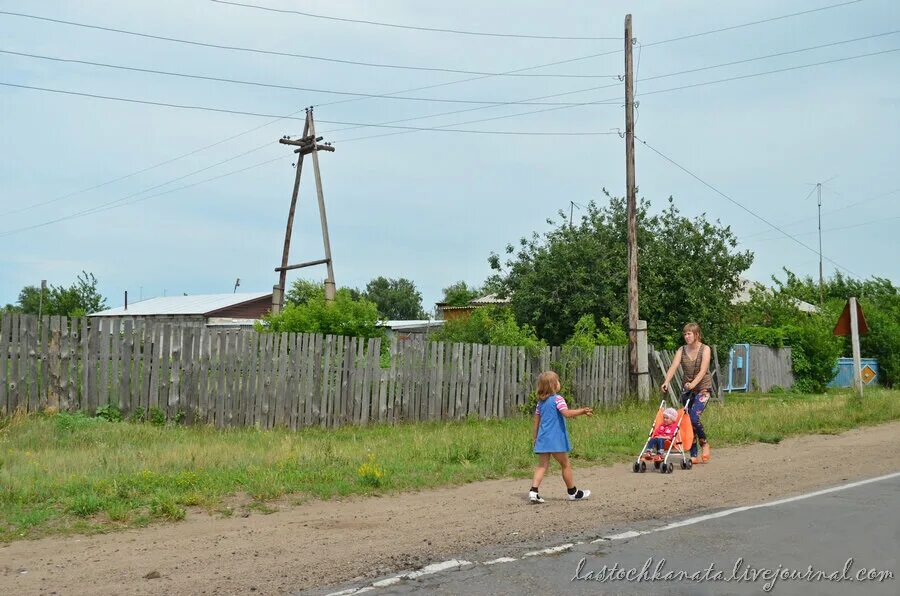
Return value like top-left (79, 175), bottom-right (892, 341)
top-left (661, 322), bottom-right (712, 463)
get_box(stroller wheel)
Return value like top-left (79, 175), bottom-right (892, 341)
top-left (658, 463), bottom-right (667, 474)
top-left (667, 463), bottom-right (674, 473)
top-left (680, 460), bottom-right (688, 470)
top-left (632, 461), bottom-right (640, 473)
top-left (685, 459), bottom-right (693, 470)
top-left (653, 460), bottom-right (661, 469)
top-left (640, 461), bottom-right (647, 473)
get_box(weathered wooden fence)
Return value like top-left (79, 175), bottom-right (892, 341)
top-left (0, 315), bottom-right (631, 428)
top-left (649, 345), bottom-right (726, 404)
top-left (746, 344), bottom-right (794, 392)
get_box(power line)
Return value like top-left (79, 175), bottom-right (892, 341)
top-left (635, 135), bottom-right (863, 278)
top-left (0, 81), bottom-right (623, 133)
top-left (8, 45), bottom-right (895, 139)
top-left (209, 0), bottom-right (620, 41)
top-left (741, 187), bottom-right (900, 240)
top-left (752, 214), bottom-right (900, 240)
top-left (0, 154), bottom-right (288, 238)
top-left (638, 30), bottom-right (899, 84)
top-left (0, 1), bottom-right (872, 221)
top-left (634, 48), bottom-right (900, 100)
top-left (0, 10), bottom-right (617, 79)
top-left (641, 0), bottom-right (865, 49)
top-left (327, 46), bottom-right (900, 142)
top-left (0, 49), bottom-right (616, 106)
top-left (0, 108), bottom-right (307, 218)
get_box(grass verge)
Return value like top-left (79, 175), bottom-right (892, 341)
top-left (1, 388), bottom-right (898, 542)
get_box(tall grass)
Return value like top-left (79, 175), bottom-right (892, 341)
top-left (1, 388), bottom-right (898, 542)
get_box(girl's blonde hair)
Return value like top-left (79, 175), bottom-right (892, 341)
top-left (683, 322), bottom-right (702, 341)
top-left (536, 371), bottom-right (561, 400)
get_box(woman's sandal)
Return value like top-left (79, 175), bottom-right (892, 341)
top-left (701, 442), bottom-right (711, 462)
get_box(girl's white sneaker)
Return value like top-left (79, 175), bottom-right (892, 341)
top-left (568, 489), bottom-right (591, 501)
top-left (528, 491), bottom-right (545, 504)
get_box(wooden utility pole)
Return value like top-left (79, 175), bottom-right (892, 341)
top-left (849, 297), bottom-right (864, 398)
top-left (816, 182), bottom-right (824, 306)
top-left (625, 14), bottom-right (646, 398)
top-left (272, 107), bottom-right (337, 313)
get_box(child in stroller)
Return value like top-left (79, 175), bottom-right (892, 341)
top-left (632, 400), bottom-right (694, 474)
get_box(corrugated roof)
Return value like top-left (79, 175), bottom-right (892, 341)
top-left (89, 293), bottom-right (271, 317)
top-left (470, 293), bottom-right (510, 305)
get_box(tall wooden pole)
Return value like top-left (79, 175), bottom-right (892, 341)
top-left (274, 111), bottom-right (311, 313)
top-left (849, 297), bottom-right (864, 398)
top-left (625, 14), bottom-right (640, 393)
top-left (307, 109), bottom-right (337, 302)
top-left (817, 182), bottom-right (824, 306)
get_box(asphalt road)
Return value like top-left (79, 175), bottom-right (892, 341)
top-left (320, 473), bottom-right (899, 596)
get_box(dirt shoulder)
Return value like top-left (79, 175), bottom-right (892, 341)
top-left (3, 422), bottom-right (899, 595)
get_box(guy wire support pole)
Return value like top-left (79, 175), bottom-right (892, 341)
top-left (273, 107), bottom-right (337, 313)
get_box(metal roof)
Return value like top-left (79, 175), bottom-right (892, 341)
top-left (470, 293), bottom-right (510, 305)
top-left (89, 292), bottom-right (271, 317)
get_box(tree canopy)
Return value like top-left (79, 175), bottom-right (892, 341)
top-left (364, 276), bottom-right (426, 320)
top-left (488, 193), bottom-right (753, 348)
top-left (4, 271), bottom-right (107, 316)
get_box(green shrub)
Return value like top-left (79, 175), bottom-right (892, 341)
top-left (149, 407), bottom-right (166, 427)
top-left (95, 404), bottom-right (122, 423)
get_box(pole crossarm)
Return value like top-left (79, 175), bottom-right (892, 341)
top-left (275, 258), bottom-right (331, 272)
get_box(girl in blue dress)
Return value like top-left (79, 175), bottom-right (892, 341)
top-left (529, 371), bottom-right (593, 503)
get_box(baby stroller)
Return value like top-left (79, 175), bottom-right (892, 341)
top-left (631, 400), bottom-right (694, 474)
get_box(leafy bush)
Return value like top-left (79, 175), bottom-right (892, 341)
top-left (260, 288), bottom-right (384, 341)
top-left (858, 296), bottom-right (900, 387)
top-left (431, 307), bottom-right (545, 352)
top-left (149, 407), bottom-right (166, 427)
top-left (95, 404), bottom-right (122, 423)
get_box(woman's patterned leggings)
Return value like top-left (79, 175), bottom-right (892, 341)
top-left (683, 390), bottom-right (709, 457)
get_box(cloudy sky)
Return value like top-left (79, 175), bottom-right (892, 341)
top-left (1, 0), bottom-right (898, 313)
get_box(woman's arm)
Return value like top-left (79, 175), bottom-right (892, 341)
top-left (686, 345), bottom-right (711, 390)
top-left (661, 347), bottom-right (683, 392)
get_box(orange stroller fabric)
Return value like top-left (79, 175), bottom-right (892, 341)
top-left (652, 407), bottom-right (693, 453)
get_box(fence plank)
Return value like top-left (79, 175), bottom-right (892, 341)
top-left (36, 315), bottom-right (49, 411)
top-left (196, 328), bottom-right (210, 424)
top-left (47, 316), bottom-right (62, 411)
top-left (234, 330), bottom-right (248, 428)
top-left (95, 317), bottom-right (109, 410)
top-left (114, 319), bottom-right (134, 416)
top-left (0, 316), bottom-right (9, 415)
top-left (24, 315), bottom-right (38, 412)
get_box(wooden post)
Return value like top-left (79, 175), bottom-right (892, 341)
top-left (274, 113), bottom-right (312, 314)
top-left (306, 109), bottom-right (337, 302)
top-left (636, 319), bottom-right (649, 400)
top-left (849, 297), bottom-right (863, 398)
top-left (625, 14), bottom-right (640, 394)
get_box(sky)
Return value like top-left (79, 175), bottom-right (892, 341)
top-left (1, 0), bottom-right (898, 314)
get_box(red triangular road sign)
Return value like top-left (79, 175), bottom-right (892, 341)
top-left (833, 300), bottom-right (869, 336)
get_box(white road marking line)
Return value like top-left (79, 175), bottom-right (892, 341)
top-left (404, 559), bottom-right (472, 579)
top-left (329, 472), bottom-right (900, 594)
top-left (483, 557), bottom-right (517, 565)
top-left (523, 543), bottom-right (574, 557)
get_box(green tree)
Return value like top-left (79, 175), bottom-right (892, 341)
top-left (13, 271), bottom-right (106, 316)
top-left (441, 281), bottom-right (481, 307)
top-left (285, 278), bottom-right (324, 306)
top-left (760, 270), bottom-right (899, 387)
top-left (489, 193), bottom-right (753, 347)
top-left (363, 277), bottom-right (426, 320)
top-left (260, 288), bottom-right (383, 340)
top-left (430, 307), bottom-right (544, 351)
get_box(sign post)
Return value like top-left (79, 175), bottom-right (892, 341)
top-left (833, 297), bottom-right (869, 398)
